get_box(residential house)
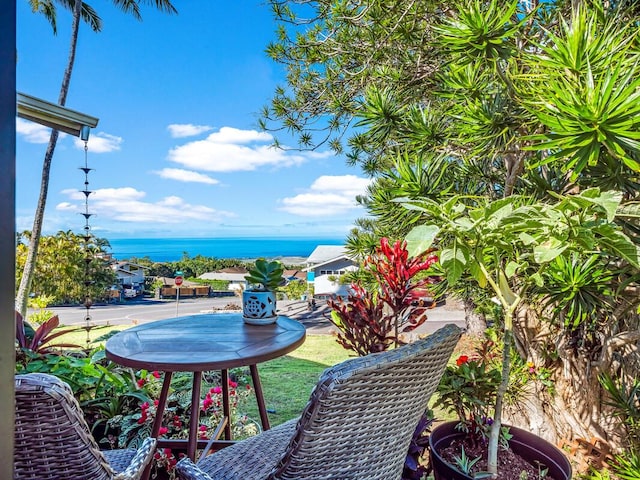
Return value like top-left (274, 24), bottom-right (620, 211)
top-left (199, 266), bottom-right (249, 292)
top-left (305, 245), bottom-right (358, 299)
top-left (111, 261), bottom-right (146, 296)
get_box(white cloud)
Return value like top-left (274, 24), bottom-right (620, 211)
top-left (279, 175), bottom-right (372, 217)
top-left (73, 132), bottom-right (122, 153)
top-left (167, 124), bottom-right (213, 138)
top-left (154, 168), bottom-right (219, 185)
top-left (16, 118), bottom-right (52, 143)
top-left (57, 187), bottom-right (233, 224)
top-left (168, 126), bottom-right (328, 172)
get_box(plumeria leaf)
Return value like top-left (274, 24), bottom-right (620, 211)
top-left (534, 238), bottom-right (568, 263)
top-left (505, 261), bottom-right (519, 278)
top-left (441, 244), bottom-right (468, 286)
top-left (406, 225), bottom-right (440, 257)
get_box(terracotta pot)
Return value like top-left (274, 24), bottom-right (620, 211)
top-left (242, 290), bottom-right (277, 324)
top-left (429, 421), bottom-right (572, 480)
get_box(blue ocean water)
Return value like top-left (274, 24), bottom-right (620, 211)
top-left (107, 237), bottom-right (345, 262)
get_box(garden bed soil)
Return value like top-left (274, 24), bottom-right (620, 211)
top-left (438, 438), bottom-right (553, 479)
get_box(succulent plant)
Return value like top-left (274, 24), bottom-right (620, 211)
top-left (244, 259), bottom-right (284, 291)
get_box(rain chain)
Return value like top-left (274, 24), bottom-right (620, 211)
top-left (79, 125), bottom-right (94, 347)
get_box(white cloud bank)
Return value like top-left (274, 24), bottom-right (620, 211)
top-left (154, 168), bottom-right (219, 185)
top-left (16, 118), bottom-right (52, 143)
top-left (57, 187), bottom-right (233, 224)
top-left (168, 126), bottom-right (329, 172)
top-left (73, 132), bottom-right (122, 153)
top-left (167, 123), bottom-right (213, 138)
top-left (280, 175), bottom-right (372, 217)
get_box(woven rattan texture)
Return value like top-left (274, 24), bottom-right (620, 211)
top-left (14, 373), bottom-right (155, 480)
top-left (176, 323), bottom-right (461, 480)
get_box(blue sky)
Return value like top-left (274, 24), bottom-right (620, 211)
top-left (16, 2), bottom-right (371, 239)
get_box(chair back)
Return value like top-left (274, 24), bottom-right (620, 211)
top-left (15, 373), bottom-right (115, 480)
top-left (270, 323), bottom-right (461, 480)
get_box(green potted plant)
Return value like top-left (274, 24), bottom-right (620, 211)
top-left (404, 189), bottom-right (635, 478)
top-left (242, 259), bottom-right (284, 324)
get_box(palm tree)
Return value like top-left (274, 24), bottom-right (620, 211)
top-left (17, 0), bottom-right (177, 317)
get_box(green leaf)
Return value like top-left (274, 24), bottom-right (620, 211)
top-left (441, 245), bottom-right (467, 286)
top-left (406, 225), bottom-right (440, 257)
top-left (534, 238), bottom-right (568, 263)
top-left (469, 261), bottom-right (487, 288)
top-left (594, 224), bottom-right (640, 268)
top-left (530, 272), bottom-right (544, 287)
top-left (505, 261), bottom-right (519, 278)
top-left (498, 271), bottom-right (518, 308)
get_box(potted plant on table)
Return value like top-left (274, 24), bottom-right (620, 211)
top-left (242, 259), bottom-right (284, 324)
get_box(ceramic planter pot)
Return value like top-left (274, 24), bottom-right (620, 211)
top-left (429, 421), bottom-right (572, 480)
top-left (242, 290), bottom-right (277, 325)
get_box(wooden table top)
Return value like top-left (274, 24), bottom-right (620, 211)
top-left (105, 313), bottom-right (306, 372)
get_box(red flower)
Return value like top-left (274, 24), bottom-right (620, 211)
top-left (456, 355), bottom-right (469, 366)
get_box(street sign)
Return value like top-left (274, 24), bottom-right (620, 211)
top-left (175, 276), bottom-right (183, 286)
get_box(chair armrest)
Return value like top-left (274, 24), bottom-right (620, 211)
top-left (176, 457), bottom-right (216, 480)
top-left (114, 437), bottom-right (157, 480)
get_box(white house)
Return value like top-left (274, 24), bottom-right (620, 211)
top-left (111, 261), bottom-right (146, 292)
top-left (199, 267), bottom-right (248, 292)
top-left (305, 245), bottom-right (358, 298)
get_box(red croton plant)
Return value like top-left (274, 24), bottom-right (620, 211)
top-left (327, 238), bottom-right (439, 356)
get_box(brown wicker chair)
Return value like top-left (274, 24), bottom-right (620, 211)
top-left (14, 372), bottom-right (157, 480)
top-left (176, 323), bottom-right (461, 480)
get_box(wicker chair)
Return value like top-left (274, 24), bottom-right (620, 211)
top-left (14, 372), bottom-right (157, 480)
top-left (176, 323), bottom-right (461, 480)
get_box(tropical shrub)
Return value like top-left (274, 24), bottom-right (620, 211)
top-left (327, 237), bottom-right (438, 355)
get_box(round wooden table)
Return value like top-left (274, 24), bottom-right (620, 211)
top-left (105, 313), bottom-right (306, 464)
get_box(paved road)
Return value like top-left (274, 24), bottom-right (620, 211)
top-left (44, 296), bottom-right (466, 335)
top-left (45, 296), bottom-right (242, 326)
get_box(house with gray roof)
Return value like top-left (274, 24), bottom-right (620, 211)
top-left (305, 245), bottom-right (357, 298)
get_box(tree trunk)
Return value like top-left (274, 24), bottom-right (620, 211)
top-left (503, 306), bottom-right (629, 452)
top-left (15, 0), bottom-right (82, 317)
top-left (463, 297), bottom-right (487, 336)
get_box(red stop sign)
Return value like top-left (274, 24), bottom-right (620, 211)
top-left (175, 276), bottom-right (183, 286)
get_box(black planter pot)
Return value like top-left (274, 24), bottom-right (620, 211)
top-left (429, 421), bottom-right (572, 480)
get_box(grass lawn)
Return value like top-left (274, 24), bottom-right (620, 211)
top-left (244, 334), bottom-right (352, 426)
top-left (54, 323), bottom-right (132, 347)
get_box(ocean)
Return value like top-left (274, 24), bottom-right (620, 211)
top-left (107, 237), bottom-right (345, 263)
